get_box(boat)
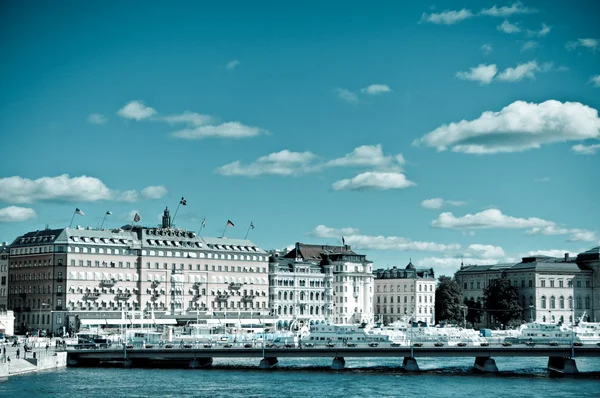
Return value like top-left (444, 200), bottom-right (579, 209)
top-left (379, 318), bottom-right (486, 346)
top-left (505, 322), bottom-right (575, 345)
top-left (571, 312), bottom-right (600, 344)
top-left (304, 322), bottom-right (401, 346)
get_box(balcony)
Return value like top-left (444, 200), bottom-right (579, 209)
top-left (215, 294), bottom-right (229, 302)
top-left (229, 283), bottom-right (243, 290)
top-left (116, 292), bottom-right (132, 300)
top-left (241, 295), bottom-right (254, 302)
top-left (100, 278), bottom-right (116, 287)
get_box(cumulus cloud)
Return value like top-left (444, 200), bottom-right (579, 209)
top-left (141, 186), bottom-right (168, 199)
top-left (420, 9), bottom-right (473, 25)
top-left (117, 100), bottom-right (157, 120)
top-left (171, 122), bottom-right (265, 140)
top-left (527, 23), bottom-right (551, 38)
top-left (480, 2), bottom-right (537, 17)
top-left (326, 144), bottom-right (404, 170)
top-left (421, 198), bottom-right (466, 209)
top-left (360, 84), bottom-right (392, 95)
top-left (566, 38), bottom-right (599, 51)
top-left (311, 225), bottom-right (460, 253)
top-left (413, 100), bottom-right (600, 154)
top-left (216, 150), bottom-right (317, 177)
top-left (0, 175), bottom-right (167, 204)
top-left (480, 44), bottom-right (493, 55)
top-left (336, 88), bottom-right (359, 103)
top-left (497, 61), bottom-right (549, 82)
top-left (88, 113), bottom-right (107, 124)
top-left (226, 60), bottom-right (240, 70)
top-left (161, 111), bottom-right (214, 127)
top-left (521, 41), bottom-right (538, 52)
top-left (416, 257), bottom-right (500, 272)
top-left (497, 20), bottom-right (521, 34)
top-left (527, 225), bottom-right (598, 242)
top-left (0, 206), bottom-right (37, 222)
top-left (571, 143), bottom-right (600, 155)
top-left (456, 64), bottom-right (497, 84)
top-left (590, 75), bottom-right (600, 88)
top-left (332, 172), bottom-right (415, 191)
top-left (432, 209), bottom-right (554, 230)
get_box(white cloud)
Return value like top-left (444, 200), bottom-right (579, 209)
top-left (527, 23), bottom-right (551, 38)
top-left (215, 150), bottom-right (317, 177)
top-left (521, 41), bottom-right (538, 52)
top-left (566, 38), bottom-right (599, 51)
top-left (420, 9), bottom-right (473, 25)
top-left (497, 61), bottom-right (546, 82)
top-left (0, 206), bottom-right (37, 222)
top-left (456, 64), bottom-right (497, 84)
top-left (326, 144), bottom-right (404, 170)
top-left (527, 225), bottom-right (598, 242)
top-left (88, 113), bottom-right (107, 124)
top-left (332, 172), bottom-right (415, 191)
top-left (590, 75), bottom-right (600, 88)
top-left (171, 121), bottom-right (266, 140)
top-left (526, 249), bottom-right (572, 258)
top-left (141, 186), bottom-right (168, 199)
top-left (311, 225), bottom-right (460, 253)
top-left (480, 44), bottom-right (493, 55)
top-left (571, 143), bottom-right (600, 155)
top-left (226, 60), bottom-right (240, 70)
top-left (497, 20), bottom-right (521, 34)
top-left (161, 111), bottom-right (214, 127)
top-left (336, 88), bottom-right (359, 103)
top-left (415, 257), bottom-right (500, 273)
top-left (421, 198), bottom-right (466, 209)
top-left (467, 244), bottom-right (506, 259)
top-left (117, 100), bottom-right (157, 121)
top-left (0, 175), bottom-right (166, 204)
top-left (413, 100), bottom-right (600, 154)
top-left (360, 84), bottom-right (392, 95)
top-left (479, 2), bottom-right (537, 17)
top-left (432, 209), bottom-right (554, 230)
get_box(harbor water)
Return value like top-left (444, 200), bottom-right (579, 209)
top-left (1, 357), bottom-right (599, 397)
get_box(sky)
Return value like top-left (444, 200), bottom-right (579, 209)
top-left (0, 1), bottom-right (599, 276)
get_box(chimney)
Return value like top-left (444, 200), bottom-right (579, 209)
top-left (564, 253), bottom-right (569, 262)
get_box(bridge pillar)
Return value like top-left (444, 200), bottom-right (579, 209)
top-left (402, 357), bottom-right (419, 372)
top-left (331, 357), bottom-right (345, 370)
top-left (473, 357), bottom-right (498, 373)
top-left (259, 357), bottom-right (279, 369)
top-left (189, 358), bottom-right (213, 369)
top-left (548, 357), bottom-right (579, 375)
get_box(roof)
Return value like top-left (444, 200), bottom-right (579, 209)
top-left (576, 246), bottom-right (600, 263)
top-left (284, 242), bottom-right (357, 261)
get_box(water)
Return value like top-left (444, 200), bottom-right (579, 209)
top-left (2, 357), bottom-right (599, 397)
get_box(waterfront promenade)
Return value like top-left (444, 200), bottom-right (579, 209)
top-left (0, 344), bottom-right (67, 378)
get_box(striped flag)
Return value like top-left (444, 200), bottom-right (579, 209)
top-left (227, 220), bottom-right (234, 227)
top-left (75, 208), bottom-right (85, 216)
top-left (180, 197), bottom-right (187, 206)
top-left (250, 222), bottom-right (254, 229)
top-left (133, 213), bottom-right (141, 223)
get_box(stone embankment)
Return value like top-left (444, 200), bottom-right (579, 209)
top-left (0, 345), bottom-right (67, 377)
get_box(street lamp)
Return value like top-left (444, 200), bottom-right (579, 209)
top-left (39, 303), bottom-right (49, 337)
top-left (529, 305), bottom-right (534, 322)
top-left (461, 305), bottom-right (467, 329)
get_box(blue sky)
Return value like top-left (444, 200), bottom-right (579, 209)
top-left (1, 1), bottom-right (599, 275)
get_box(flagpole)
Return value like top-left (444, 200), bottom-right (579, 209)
top-left (100, 213), bottom-right (107, 229)
top-left (69, 210), bottom-right (76, 228)
top-left (221, 222), bottom-right (228, 238)
top-left (198, 217), bottom-right (206, 236)
top-left (171, 202), bottom-right (182, 227)
top-left (244, 222), bottom-right (252, 240)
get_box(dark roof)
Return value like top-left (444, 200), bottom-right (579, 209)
top-left (576, 247), bottom-right (600, 263)
top-left (405, 260), bottom-right (415, 270)
top-left (374, 266), bottom-right (435, 280)
top-left (10, 228), bottom-right (65, 247)
top-left (284, 242), bottom-right (357, 261)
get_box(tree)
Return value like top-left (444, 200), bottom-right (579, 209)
top-left (464, 298), bottom-right (483, 328)
top-left (483, 277), bottom-right (522, 328)
top-left (435, 276), bottom-right (463, 324)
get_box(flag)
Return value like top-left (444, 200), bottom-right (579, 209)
top-left (180, 197), bottom-right (187, 206)
top-left (105, 211), bottom-right (112, 215)
top-left (250, 222), bottom-right (254, 229)
top-left (227, 220), bottom-right (235, 227)
top-left (342, 236), bottom-right (345, 245)
top-left (201, 218), bottom-right (206, 228)
top-left (133, 213), bottom-right (141, 223)
top-left (75, 208), bottom-right (85, 216)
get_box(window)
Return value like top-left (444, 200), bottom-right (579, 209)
top-left (550, 280), bottom-right (555, 288)
top-left (559, 280), bottom-right (564, 288)
top-left (540, 280), bottom-right (546, 288)
top-left (528, 280), bottom-right (533, 288)
top-left (559, 296), bottom-right (564, 309)
top-left (541, 296), bottom-right (546, 309)
top-left (549, 296), bottom-right (555, 309)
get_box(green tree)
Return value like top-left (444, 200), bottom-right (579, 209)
top-left (435, 276), bottom-right (463, 324)
top-left (483, 277), bottom-right (522, 328)
top-left (464, 298), bottom-right (483, 328)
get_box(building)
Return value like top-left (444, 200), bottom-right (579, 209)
top-left (272, 243), bottom-right (374, 325)
top-left (7, 208), bottom-right (269, 335)
top-left (0, 310), bottom-right (15, 337)
top-left (455, 248), bottom-right (600, 327)
top-left (373, 261), bottom-right (436, 325)
top-left (0, 243), bottom-right (8, 310)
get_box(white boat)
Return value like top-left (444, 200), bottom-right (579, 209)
top-left (305, 322), bottom-right (401, 346)
top-left (571, 312), bottom-right (600, 344)
top-left (378, 318), bottom-right (486, 346)
top-left (505, 322), bottom-right (575, 345)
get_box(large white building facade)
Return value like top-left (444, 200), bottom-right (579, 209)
top-left (0, 243), bottom-right (8, 310)
top-left (7, 208), bottom-right (269, 335)
top-left (373, 262), bottom-right (436, 325)
top-left (269, 243), bottom-right (374, 326)
top-left (455, 247), bottom-right (600, 327)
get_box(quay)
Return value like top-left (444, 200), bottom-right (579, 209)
top-left (0, 345), bottom-right (67, 378)
top-left (66, 344), bottom-right (600, 374)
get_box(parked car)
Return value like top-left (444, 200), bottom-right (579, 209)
top-left (457, 342), bottom-right (467, 347)
top-left (368, 342), bottom-right (379, 347)
top-left (303, 343), bottom-right (315, 348)
top-left (434, 342), bottom-right (444, 347)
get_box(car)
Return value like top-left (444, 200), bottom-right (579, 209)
top-left (480, 342), bottom-right (490, 347)
top-left (203, 344), bottom-right (213, 348)
top-left (264, 343), bottom-right (279, 348)
top-left (164, 344), bottom-right (174, 349)
top-left (303, 343), bottom-right (315, 348)
top-left (244, 343), bottom-right (254, 348)
top-left (75, 342), bottom-right (99, 350)
top-left (457, 342), bottom-right (467, 347)
top-left (413, 343), bottom-right (423, 347)
top-left (368, 342), bottom-right (379, 347)
top-left (183, 344), bottom-right (193, 349)
top-left (574, 342), bottom-right (583, 347)
top-left (525, 342), bottom-right (536, 347)
top-left (596, 342), bottom-right (600, 347)
top-left (502, 342), bottom-right (512, 347)
top-left (549, 341), bottom-right (559, 346)
top-left (391, 343), bottom-right (403, 348)
top-left (126, 344), bottom-right (134, 349)
top-left (223, 343), bottom-right (233, 348)
top-left (346, 343), bottom-right (357, 347)
top-left (326, 343), bottom-right (336, 348)
top-left (434, 342), bottom-right (444, 347)
top-left (284, 343), bottom-right (295, 348)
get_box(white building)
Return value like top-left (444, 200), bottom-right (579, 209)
top-left (0, 243), bottom-right (8, 310)
top-left (373, 262), bottom-right (436, 325)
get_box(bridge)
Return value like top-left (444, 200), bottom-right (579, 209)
top-left (66, 344), bottom-right (600, 374)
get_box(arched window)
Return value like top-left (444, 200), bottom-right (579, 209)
top-left (559, 296), bottom-right (564, 309)
top-left (278, 292), bottom-right (282, 300)
top-left (576, 297), bottom-right (582, 309)
top-left (300, 292), bottom-right (305, 301)
top-left (549, 296), bottom-right (555, 309)
top-left (541, 296), bottom-right (546, 309)
top-left (310, 292), bottom-right (314, 301)
top-left (283, 292), bottom-right (287, 300)
top-left (585, 296), bottom-right (591, 309)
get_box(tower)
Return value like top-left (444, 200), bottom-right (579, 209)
top-left (162, 207), bottom-right (171, 229)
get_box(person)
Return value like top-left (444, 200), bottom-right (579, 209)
top-left (46, 343), bottom-right (49, 352)
top-left (16, 348), bottom-right (20, 359)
